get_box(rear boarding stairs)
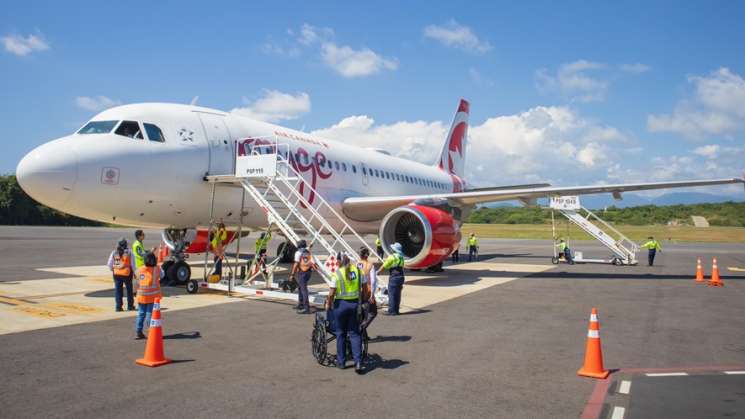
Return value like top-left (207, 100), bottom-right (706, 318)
top-left (196, 137), bottom-right (386, 306)
top-left (550, 196), bottom-right (639, 265)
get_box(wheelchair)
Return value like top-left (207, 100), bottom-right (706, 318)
top-left (311, 309), bottom-right (369, 366)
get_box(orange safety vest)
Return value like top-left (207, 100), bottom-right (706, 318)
top-left (113, 253), bottom-right (131, 276)
top-left (136, 266), bottom-right (162, 304)
top-left (299, 252), bottom-right (313, 272)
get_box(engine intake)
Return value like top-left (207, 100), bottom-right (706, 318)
top-left (379, 205), bottom-right (461, 269)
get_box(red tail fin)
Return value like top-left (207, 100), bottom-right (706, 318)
top-left (436, 99), bottom-right (469, 180)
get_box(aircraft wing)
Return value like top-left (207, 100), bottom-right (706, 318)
top-left (342, 177), bottom-right (745, 221)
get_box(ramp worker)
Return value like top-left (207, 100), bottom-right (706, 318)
top-left (135, 252), bottom-right (163, 340)
top-left (107, 238), bottom-right (136, 312)
top-left (290, 240), bottom-right (316, 314)
top-left (254, 231), bottom-right (272, 275)
top-left (468, 233), bottom-right (479, 262)
top-left (325, 252), bottom-right (368, 374)
top-left (375, 236), bottom-right (384, 259)
top-left (555, 238), bottom-right (574, 264)
top-left (641, 236), bottom-right (662, 266)
top-left (132, 230), bottom-right (146, 271)
top-left (211, 222), bottom-right (227, 277)
top-left (451, 239), bottom-right (460, 263)
top-left (377, 242), bottom-right (405, 316)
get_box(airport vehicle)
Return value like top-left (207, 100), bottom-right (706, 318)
top-left (16, 99), bottom-right (745, 285)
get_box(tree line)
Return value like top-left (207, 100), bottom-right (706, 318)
top-left (467, 202), bottom-right (745, 227)
top-left (0, 175), bottom-right (102, 226)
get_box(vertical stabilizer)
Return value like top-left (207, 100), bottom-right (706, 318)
top-left (436, 99), bottom-right (469, 179)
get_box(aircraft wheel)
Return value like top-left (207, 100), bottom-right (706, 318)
top-left (551, 257), bottom-right (559, 264)
top-left (186, 279), bottom-right (199, 294)
top-left (160, 260), bottom-right (174, 285)
top-left (168, 260), bottom-right (191, 285)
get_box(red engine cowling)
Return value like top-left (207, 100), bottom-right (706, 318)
top-left (184, 229), bottom-right (236, 253)
top-left (379, 205), bottom-right (461, 269)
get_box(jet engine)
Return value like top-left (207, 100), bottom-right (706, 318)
top-left (379, 205), bottom-right (461, 269)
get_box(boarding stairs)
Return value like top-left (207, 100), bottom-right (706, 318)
top-left (202, 137), bottom-right (382, 304)
top-left (561, 208), bottom-right (639, 265)
top-left (551, 196), bottom-right (639, 265)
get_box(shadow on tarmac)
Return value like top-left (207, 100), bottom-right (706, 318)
top-left (164, 331), bottom-right (202, 340)
top-left (368, 335), bottom-right (412, 343)
top-left (363, 354), bottom-right (409, 374)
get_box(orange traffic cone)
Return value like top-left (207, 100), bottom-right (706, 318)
top-left (695, 257), bottom-right (705, 283)
top-left (708, 258), bottom-right (724, 287)
top-left (578, 307), bottom-right (610, 379)
top-left (136, 298), bottom-right (172, 367)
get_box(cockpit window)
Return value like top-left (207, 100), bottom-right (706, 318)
top-left (115, 121), bottom-right (144, 139)
top-left (78, 120), bottom-right (118, 134)
top-left (144, 123), bottom-right (165, 142)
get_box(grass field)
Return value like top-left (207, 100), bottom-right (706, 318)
top-left (461, 223), bottom-right (745, 243)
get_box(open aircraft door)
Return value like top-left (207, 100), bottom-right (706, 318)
top-left (198, 112), bottom-right (234, 175)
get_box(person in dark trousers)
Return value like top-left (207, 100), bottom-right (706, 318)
top-left (375, 236), bottom-right (384, 259)
top-left (107, 238), bottom-right (136, 311)
top-left (641, 236), bottom-right (662, 266)
top-left (378, 242), bottom-right (405, 315)
top-left (325, 252), bottom-right (368, 373)
top-left (467, 233), bottom-right (479, 262)
top-left (290, 240), bottom-right (316, 314)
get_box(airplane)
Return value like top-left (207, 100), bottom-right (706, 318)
top-left (16, 99), bottom-right (744, 285)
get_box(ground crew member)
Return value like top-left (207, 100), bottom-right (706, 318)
top-left (290, 240), bottom-right (316, 314)
top-left (555, 238), bottom-right (574, 264)
top-left (377, 242), bottom-right (405, 316)
top-left (135, 252), bottom-right (163, 339)
top-left (107, 238), bottom-right (136, 312)
top-left (325, 252), bottom-right (368, 374)
top-left (468, 233), bottom-right (479, 262)
top-left (451, 240), bottom-right (460, 263)
top-left (254, 231), bottom-right (271, 275)
top-left (375, 236), bottom-right (384, 259)
top-left (132, 230), bottom-right (146, 270)
top-left (211, 223), bottom-right (227, 277)
top-left (641, 236), bottom-right (662, 266)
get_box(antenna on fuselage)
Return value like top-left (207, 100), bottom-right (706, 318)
top-left (190, 96), bottom-right (199, 106)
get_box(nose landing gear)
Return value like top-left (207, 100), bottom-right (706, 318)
top-left (161, 228), bottom-right (194, 288)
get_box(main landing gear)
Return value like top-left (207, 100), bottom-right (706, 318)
top-left (161, 229), bottom-right (196, 292)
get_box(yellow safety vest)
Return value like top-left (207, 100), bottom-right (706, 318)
top-left (334, 265), bottom-right (362, 301)
top-left (211, 229), bottom-right (227, 249)
top-left (468, 236), bottom-right (478, 247)
top-left (132, 240), bottom-right (145, 269)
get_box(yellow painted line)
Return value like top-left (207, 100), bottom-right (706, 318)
top-left (727, 266), bottom-right (745, 272)
top-left (0, 295), bottom-right (37, 306)
top-left (45, 302), bottom-right (103, 314)
top-left (14, 305), bottom-right (66, 318)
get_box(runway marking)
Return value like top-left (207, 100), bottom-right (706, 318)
top-left (14, 305), bottom-right (66, 318)
top-left (723, 370), bottom-right (745, 375)
top-left (45, 302), bottom-right (102, 314)
top-left (618, 380), bottom-right (631, 394)
top-left (610, 406), bottom-right (625, 419)
top-left (0, 295), bottom-right (37, 305)
top-left (645, 372), bottom-right (688, 377)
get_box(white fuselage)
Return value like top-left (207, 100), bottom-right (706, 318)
top-left (17, 103), bottom-right (459, 233)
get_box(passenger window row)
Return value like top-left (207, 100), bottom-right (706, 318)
top-left (78, 120), bottom-right (165, 143)
top-left (290, 151), bottom-right (448, 190)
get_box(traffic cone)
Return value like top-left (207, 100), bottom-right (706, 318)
top-left (136, 298), bottom-right (172, 367)
top-left (695, 257), bottom-right (705, 283)
top-left (708, 258), bottom-right (724, 287)
top-left (577, 307), bottom-right (610, 379)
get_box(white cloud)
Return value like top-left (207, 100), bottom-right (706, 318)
top-left (693, 144), bottom-right (720, 158)
top-left (230, 89), bottom-right (311, 122)
top-left (423, 20), bottom-right (492, 54)
top-left (536, 60), bottom-right (608, 102)
top-left (2, 33), bottom-right (49, 56)
top-left (321, 43), bottom-right (398, 78)
top-left (648, 67), bottom-right (745, 139)
top-left (75, 96), bottom-right (121, 111)
top-left (620, 63), bottom-right (650, 74)
top-left (297, 23), bottom-right (333, 45)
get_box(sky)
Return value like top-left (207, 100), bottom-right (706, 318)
top-left (2, 0), bottom-right (745, 197)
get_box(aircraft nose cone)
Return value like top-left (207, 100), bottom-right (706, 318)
top-left (16, 138), bottom-right (78, 210)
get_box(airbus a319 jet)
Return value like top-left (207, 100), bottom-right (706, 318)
top-left (16, 99), bottom-right (744, 284)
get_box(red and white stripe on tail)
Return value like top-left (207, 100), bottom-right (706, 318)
top-left (436, 99), bottom-right (469, 186)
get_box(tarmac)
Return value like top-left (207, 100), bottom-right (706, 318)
top-left (1, 226), bottom-right (744, 418)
